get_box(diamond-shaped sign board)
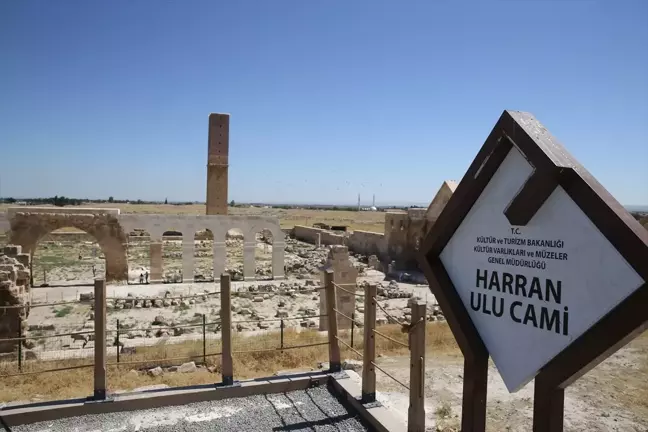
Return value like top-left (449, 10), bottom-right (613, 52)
top-left (419, 110), bottom-right (648, 395)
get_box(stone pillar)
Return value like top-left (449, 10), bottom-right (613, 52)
top-left (149, 241), bottom-right (163, 283)
top-left (316, 233), bottom-right (321, 248)
top-left (206, 113), bottom-right (229, 215)
top-left (243, 241), bottom-right (256, 281)
top-left (213, 241), bottom-right (226, 281)
top-left (182, 238), bottom-right (195, 283)
top-left (319, 245), bottom-right (358, 330)
top-left (271, 241), bottom-right (285, 280)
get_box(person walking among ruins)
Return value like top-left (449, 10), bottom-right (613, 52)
top-left (145, 271), bottom-right (149, 284)
top-left (139, 273), bottom-right (144, 284)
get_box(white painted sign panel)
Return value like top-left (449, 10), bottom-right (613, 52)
top-left (440, 146), bottom-right (644, 392)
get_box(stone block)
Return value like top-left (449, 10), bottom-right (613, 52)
top-left (178, 361), bottom-right (197, 373)
top-left (0, 266), bottom-right (16, 282)
top-left (3, 245), bottom-right (21, 256)
top-left (148, 366), bottom-right (163, 377)
top-left (79, 292), bottom-right (94, 302)
top-left (275, 309), bottom-right (289, 318)
top-left (15, 254), bottom-right (30, 267)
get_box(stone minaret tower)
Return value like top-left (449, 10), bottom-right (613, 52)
top-left (206, 113), bottom-right (229, 215)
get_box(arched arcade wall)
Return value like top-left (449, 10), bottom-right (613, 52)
top-left (7, 208), bottom-right (128, 281)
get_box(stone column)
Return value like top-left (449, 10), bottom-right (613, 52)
top-left (243, 241), bottom-right (256, 281)
top-left (316, 233), bottom-right (321, 248)
top-left (149, 241), bottom-right (163, 283)
top-left (271, 241), bottom-right (285, 280)
top-left (213, 241), bottom-right (226, 281)
top-left (319, 245), bottom-right (358, 330)
top-left (182, 238), bottom-right (195, 283)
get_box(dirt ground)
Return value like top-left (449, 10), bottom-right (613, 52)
top-left (356, 332), bottom-right (648, 432)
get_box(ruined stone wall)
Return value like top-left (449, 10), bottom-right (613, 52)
top-left (347, 230), bottom-right (387, 260)
top-left (292, 225), bottom-right (323, 244)
top-left (377, 181), bottom-right (457, 269)
top-left (293, 226), bottom-right (345, 246)
top-left (404, 208), bottom-right (428, 266)
top-left (321, 231), bottom-right (345, 245)
top-left (383, 212), bottom-right (410, 267)
top-left (0, 245), bottom-right (30, 353)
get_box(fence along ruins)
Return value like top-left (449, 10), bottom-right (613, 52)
top-left (0, 111), bottom-right (645, 431)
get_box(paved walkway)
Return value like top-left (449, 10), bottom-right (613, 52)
top-left (13, 387), bottom-right (368, 432)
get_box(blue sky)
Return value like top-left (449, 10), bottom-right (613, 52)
top-left (1, 1), bottom-right (647, 206)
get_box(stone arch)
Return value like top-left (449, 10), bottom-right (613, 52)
top-left (160, 225), bottom-right (185, 283)
top-left (118, 215), bottom-right (167, 284)
top-left (246, 221), bottom-right (285, 280)
top-left (226, 227), bottom-right (246, 280)
top-left (126, 228), bottom-right (152, 284)
top-left (9, 212), bottom-right (128, 282)
top-left (254, 228), bottom-right (274, 280)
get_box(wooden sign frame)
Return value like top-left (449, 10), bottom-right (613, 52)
top-left (417, 110), bottom-right (648, 432)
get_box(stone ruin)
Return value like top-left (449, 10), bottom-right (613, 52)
top-left (319, 245), bottom-right (358, 331)
top-left (0, 245), bottom-right (31, 353)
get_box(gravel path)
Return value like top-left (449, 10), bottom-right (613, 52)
top-left (13, 387), bottom-right (368, 432)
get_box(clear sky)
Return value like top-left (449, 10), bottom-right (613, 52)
top-left (1, 1), bottom-right (647, 206)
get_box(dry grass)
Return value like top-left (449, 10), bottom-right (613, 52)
top-left (0, 322), bottom-right (457, 402)
top-left (0, 203), bottom-right (386, 233)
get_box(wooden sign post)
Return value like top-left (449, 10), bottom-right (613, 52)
top-left (418, 110), bottom-right (648, 432)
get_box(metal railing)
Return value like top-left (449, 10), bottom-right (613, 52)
top-left (0, 277), bottom-right (333, 387)
top-left (2, 272), bottom-right (427, 430)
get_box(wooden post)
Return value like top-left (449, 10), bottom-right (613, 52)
top-left (362, 283), bottom-right (377, 402)
top-left (17, 317), bottom-right (22, 372)
top-left (280, 319), bottom-right (285, 352)
top-left (220, 273), bottom-right (233, 385)
top-left (325, 269), bottom-right (341, 372)
top-left (462, 352), bottom-right (488, 431)
top-left (116, 319), bottom-right (120, 364)
top-left (408, 300), bottom-right (426, 432)
top-left (533, 378), bottom-right (565, 432)
top-left (350, 312), bottom-right (355, 348)
top-left (202, 314), bottom-right (206, 365)
top-left (93, 279), bottom-right (107, 400)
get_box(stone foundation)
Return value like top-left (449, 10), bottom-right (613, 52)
top-left (0, 245), bottom-right (31, 353)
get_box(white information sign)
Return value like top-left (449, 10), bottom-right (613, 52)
top-left (440, 146), bottom-right (645, 392)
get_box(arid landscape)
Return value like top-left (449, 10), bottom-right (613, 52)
top-left (0, 203), bottom-right (646, 431)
